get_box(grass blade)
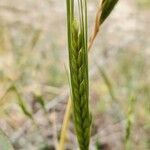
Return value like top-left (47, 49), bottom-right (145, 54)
top-left (100, 0), bottom-right (119, 25)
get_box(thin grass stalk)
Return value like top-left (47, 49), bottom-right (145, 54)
top-left (57, 97), bottom-right (72, 150)
top-left (125, 96), bottom-right (136, 150)
top-left (89, 0), bottom-right (119, 49)
top-left (97, 65), bottom-right (116, 101)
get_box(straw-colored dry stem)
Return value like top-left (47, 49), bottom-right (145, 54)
top-left (89, 0), bottom-right (119, 49)
top-left (57, 97), bottom-right (72, 150)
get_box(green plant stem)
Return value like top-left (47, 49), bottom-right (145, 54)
top-left (60, 1), bottom-right (120, 149)
top-left (125, 96), bottom-right (136, 150)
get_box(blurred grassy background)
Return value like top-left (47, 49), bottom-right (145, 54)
top-left (0, 0), bottom-right (150, 150)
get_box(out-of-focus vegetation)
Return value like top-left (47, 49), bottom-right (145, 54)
top-left (137, 0), bottom-right (150, 8)
top-left (0, 0), bottom-right (149, 149)
top-left (0, 129), bottom-right (14, 150)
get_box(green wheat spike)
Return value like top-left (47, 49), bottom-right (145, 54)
top-left (66, 0), bottom-right (91, 149)
top-left (71, 19), bottom-right (91, 150)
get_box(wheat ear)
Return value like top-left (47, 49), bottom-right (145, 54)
top-left (59, 0), bottom-right (119, 149)
top-left (66, 0), bottom-right (91, 149)
top-left (71, 20), bottom-right (91, 150)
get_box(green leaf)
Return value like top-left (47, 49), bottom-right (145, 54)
top-left (100, 0), bottom-right (119, 25)
top-left (0, 129), bottom-right (14, 150)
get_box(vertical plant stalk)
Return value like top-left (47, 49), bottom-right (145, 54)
top-left (66, 0), bottom-right (91, 149)
top-left (59, 0), bottom-right (119, 149)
